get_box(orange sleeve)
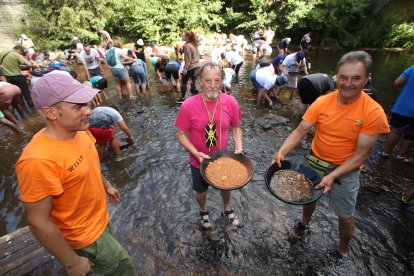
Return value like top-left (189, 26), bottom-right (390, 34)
top-left (360, 106), bottom-right (390, 135)
top-left (16, 158), bottom-right (63, 202)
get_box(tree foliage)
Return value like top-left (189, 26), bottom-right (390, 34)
top-left (18, 0), bottom-right (413, 50)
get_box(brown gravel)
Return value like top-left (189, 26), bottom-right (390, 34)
top-left (205, 157), bottom-right (249, 189)
top-left (270, 170), bottom-right (313, 202)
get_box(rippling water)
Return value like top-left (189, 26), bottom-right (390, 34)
top-left (1, 49), bottom-right (413, 275)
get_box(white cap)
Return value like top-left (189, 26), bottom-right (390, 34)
top-left (21, 34), bottom-right (27, 39)
top-left (72, 36), bottom-right (79, 42)
top-left (286, 37), bottom-right (291, 43)
top-left (137, 39), bottom-right (144, 46)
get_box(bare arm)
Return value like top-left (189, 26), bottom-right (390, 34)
top-left (24, 197), bottom-right (92, 275)
top-left (232, 126), bottom-right (243, 154)
top-left (101, 173), bottom-right (120, 205)
top-left (316, 133), bottom-right (380, 193)
top-left (177, 129), bottom-right (210, 163)
top-left (394, 76), bottom-right (406, 87)
top-left (272, 120), bottom-right (314, 166)
top-left (117, 120), bottom-right (134, 142)
top-left (81, 60), bottom-right (90, 80)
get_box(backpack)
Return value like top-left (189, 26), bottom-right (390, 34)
top-left (106, 48), bottom-right (116, 66)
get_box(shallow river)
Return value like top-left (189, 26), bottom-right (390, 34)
top-left (1, 49), bottom-right (413, 275)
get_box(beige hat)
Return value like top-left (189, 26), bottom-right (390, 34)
top-left (72, 36), bottom-right (79, 42)
top-left (21, 34), bottom-right (27, 39)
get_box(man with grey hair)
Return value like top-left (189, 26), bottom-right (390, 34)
top-left (174, 62), bottom-right (243, 230)
top-left (272, 51), bottom-right (389, 258)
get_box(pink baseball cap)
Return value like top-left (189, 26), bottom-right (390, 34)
top-left (32, 74), bottom-right (99, 109)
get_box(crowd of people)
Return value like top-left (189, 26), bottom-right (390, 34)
top-left (0, 27), bottom-right (412, 275)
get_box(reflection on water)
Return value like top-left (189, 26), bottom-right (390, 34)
top-left (1, 49), bottom-right (414, 275)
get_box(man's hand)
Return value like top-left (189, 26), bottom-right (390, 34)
top-left (106, 186), bottom-right (120, 205)
top-left (315, 173), bottom-right (336, 193)
top-left (66, 256), bottom-right (93, 276)
top-left (271, 151), bottom-right (284, 167)
top-left (195, 151), bottom-right (210, 163)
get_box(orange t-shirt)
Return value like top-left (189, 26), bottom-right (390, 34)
top-left (303, 91), bottom-right (390, 165)
top-left (15, 129), bottom-right (109, 249)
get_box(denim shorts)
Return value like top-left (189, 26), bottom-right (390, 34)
top-left (191, 165), bottom-right (209, 193)
top-left (328, 169), bottom-right (361, 218)
top-left (249, 70), bottom-right (263, 89)
top-left (75, 224), bottom-right (134, 275)
top-left (109, 67), bottom-right (129, 80)
top-left (129, 65), bottom-right (147, 84)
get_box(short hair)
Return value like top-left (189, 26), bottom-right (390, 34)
top-left (113, 40), bottom-right (123, 48)
top-left (336, 51), bottom-right (372, 77)
top-left (13, 45), bottom-right (25, 52)
top-left (196, 62), bottom-right (224, 81)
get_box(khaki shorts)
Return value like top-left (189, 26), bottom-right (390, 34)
top-left (287, 75), bottom-right (298, 89)
top-left (75, 224), bottom-right (134, 276)
top-left (328, 169), bottom-right (361, 218)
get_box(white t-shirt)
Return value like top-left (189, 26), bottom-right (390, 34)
top-left (211, 47), bottom-right (225, 64)
top-left (223, 68), bottom-right (235, 89)
top-left (282, 53), bottom-right (306, 73)
top-left (79, 48), bottom-right (99, 69)
top-left (255, 68), bottom-right (277, 90)
top-left (76, 43), bottom-right (84, 53)
top-left (225, 51), bottom-right (244, 66)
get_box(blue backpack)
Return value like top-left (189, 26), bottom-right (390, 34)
top-left (106, 48), bottom-right (116, 66)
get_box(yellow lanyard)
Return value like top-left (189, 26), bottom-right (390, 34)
top-left (202, 94), bottom-right (222, 151)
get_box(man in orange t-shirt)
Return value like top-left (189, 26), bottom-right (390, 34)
top-left (272, 51), bottom-right (389, 258)
top-left (15, 74), bottom-right (134, 275)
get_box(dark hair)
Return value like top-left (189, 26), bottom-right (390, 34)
top-left (68, 70), bottom-right (77, 79)
top-left (336, 51), bottom-right (372, 76)
top-left (13, 45), bottom-right (25, 52)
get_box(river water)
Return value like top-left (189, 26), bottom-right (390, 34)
top-left (1, 49), bottom-right (413, 275)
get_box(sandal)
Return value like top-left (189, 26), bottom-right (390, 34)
top-left (224, 210), bottom-right (239, 226)
top-left (200, 211), bottom-right (212, 230)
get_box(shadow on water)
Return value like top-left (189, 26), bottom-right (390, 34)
top-left (0, 49), bottom-right (413, 275)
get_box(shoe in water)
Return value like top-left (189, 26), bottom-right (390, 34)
top-left (288, 220), bottom-right (309, 238)
top-left (379, 151), bottom-right (390, 158)
top-left (224, 210), bottom-right (239, 226)
top-left (176, 98), bottom-right (185, 104)
top-left (396, 155), bottom-right (412, 163)
top-left (402, 195), bottom-right (414, 205)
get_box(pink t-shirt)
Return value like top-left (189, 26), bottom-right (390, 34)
top-left (174, 93), bottom-right (242, 168)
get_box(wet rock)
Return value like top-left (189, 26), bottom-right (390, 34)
top-left (265, 114), bottom-right (290, 126)
top-left (255, 117), bottom-right (272, 130)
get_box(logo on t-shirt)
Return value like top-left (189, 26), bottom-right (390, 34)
top-left (67, 155), bottom-right (84, 172)
top-left (319, 112), bottom-right (329, 118)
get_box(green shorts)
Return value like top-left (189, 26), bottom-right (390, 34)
top-left (75, 224), bottom-right (134, 276)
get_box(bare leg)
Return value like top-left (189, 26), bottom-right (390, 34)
top-left (196, 191), bottom-right (208, 212)
top-left (134, 84), bottom-right (141, 96)
top-left (115, 79), bottom-right (122, 99)
top-left (109, 137), bottom-right (121, 157)
top-left (337, 216), bottom-right (355, 254)
top-left (220, 190), bottom-right (232, 212)
top-left (121, 77), bottom-right (133, 98)
top-left (96, 142), bottom-right (107, 160)
top-left (404, 187), bottom-right (414, 201)
top-left (301, 201), bottom-right (316, 225)
top-left (398, 140), bottom-right (414, 157)
top-left (12, 95), bottom-right (25, 118)
top-left (383, 128), bottom-right (405, 154)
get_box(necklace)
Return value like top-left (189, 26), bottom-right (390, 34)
top-left (202, 93), bottom-right (222, 151)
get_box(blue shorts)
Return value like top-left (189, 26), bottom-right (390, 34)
top-left (191, 165), bottom-right (209, 193)
top-left (249, 70), bottom-right (263, 89)
top-left (109, 67), bottom-right (129, 80)
top-left (390, 113), bottom-right (414, 140)
top-left (129, 65), bottom-right (147, 85)
top-left (328, 169), bottom-right (361, 218)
